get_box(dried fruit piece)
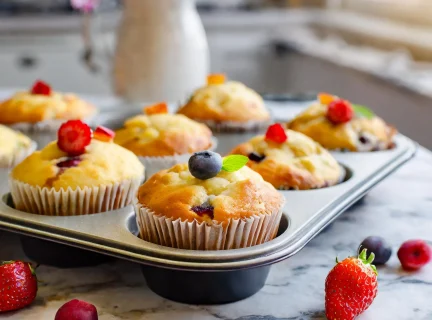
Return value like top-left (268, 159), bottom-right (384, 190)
top-left (143, 102), bottom-right (168, 115)
top-left (207, 73), bottom-right (226, 85)
top-left (265, 123), bottom-right (287, 143)
top-left (93, 126), bottom-right (115, 142)
top-left (318, 92), bottom-right (336, 105)
top-left (31, 80), bottom-right (52, 95)
top-left (327, 99), bottom-right (353, 124)
top-left (57, 120), bottom-right (92, 156)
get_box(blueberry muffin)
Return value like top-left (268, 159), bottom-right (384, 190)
top-left (287, 93), bottom-right (396, 152)
top-left (10, 120), bottom-right (144, 215)
top-left (177, 74), bottom-right (270, 132)
top-left (229, 124), bottom-right (343, 190)
top-left (135, 151), bottom-right (284, 250)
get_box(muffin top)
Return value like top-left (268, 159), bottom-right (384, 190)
top-left (11, 138), bottom-right (144, 191)
top-left (114, 106), bottom-right (213, 157)
top-left (230, 125), bottom-right (342, 190)
top-left (177, 75), bottom-right (270, 123)
top-left (137, 162), bottom-right (284, 224)
top-left (0, 80), bottom-right (96, 124)
top-left (0, 125), bottom-right (33, 158)
top-left (287, 94), bottom-right (396, 151)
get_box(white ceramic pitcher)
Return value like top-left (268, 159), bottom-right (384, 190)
top-left (112, 0), bottom-right (209, 103)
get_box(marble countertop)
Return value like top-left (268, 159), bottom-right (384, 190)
top-left (1, 142), bottom-right (431, 319)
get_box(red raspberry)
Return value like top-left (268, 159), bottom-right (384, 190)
top-left (265, 123), bottom-right (287, 143)
top-left (397, 239), bottom-right (431, 271)
top-left (31, 80), bottom-right (52, 95)
top-left (57, 120), bottom-right (92, 156)
top-left (326, 99), bottom-right (353, 124)
top-left (55, 299), bottom-right (98, 320)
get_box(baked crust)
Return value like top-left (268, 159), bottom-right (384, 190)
top-left (0, 125), bottom-right (32, 158)
top-left (287, 103), bottom-right (396, 151)
top-left (229, 129), bottom-right (342, 190)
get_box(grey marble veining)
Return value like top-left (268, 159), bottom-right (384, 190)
top-left (0, 149), bottom-right (431, 320)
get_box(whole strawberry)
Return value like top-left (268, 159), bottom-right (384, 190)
top-left (0, 261), bottom-right (38, 312)
top-left (325, 249), bottom-right (378, 320)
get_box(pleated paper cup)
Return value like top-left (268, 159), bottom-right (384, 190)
top-left (139, 137), bottom-right (218, 180)
top-left (9, 176), bottom-right (143, 216)
top-left (135, 201), bottom-right (284, 250)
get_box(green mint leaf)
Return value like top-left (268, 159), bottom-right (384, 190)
top-left (222, 155), bottom-right (249, 172)
top-left (352, 104), bottom-right (374, 119)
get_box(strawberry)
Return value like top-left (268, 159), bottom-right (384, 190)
top-left (55, 299), bottom-right (98, 320)
top-left (327, 99), bottom-right (353, 124)
top-left (207, 73), bottom-right (226, 85)
top-left (325, 249), bottom-right (378, 320)
top-left (143, 102), bottom-right (168, 115)
top-left (265, 123), bottom-right (287, 144)
top-left (31, 80), bottom-right (52, 95)
top-left (57, 120), bottom-right (92, 156)
top-left (93, 126), bottom-right (115, 142)
top-left (0, 261), bottom-right (37, 312)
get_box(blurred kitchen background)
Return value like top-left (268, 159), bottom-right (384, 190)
top-left (0, 0), bottom-right (431, 148)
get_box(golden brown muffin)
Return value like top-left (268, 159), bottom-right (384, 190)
top-left (177, 79), bottom-right (270, 130)
top-left (229, 129), bottom-right (343, 190)
top-left (0, 125), bottom-right (34, 165)
top-left (114, 113), bottom-right (213, 157)
top-left (287, 95), bottom-right (396, 152)
top-left (137, 164), bottom-right (283, 224)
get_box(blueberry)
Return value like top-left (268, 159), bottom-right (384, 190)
top-left (359, 236), bottom-right (392, 265)
top-left (188, 151), bottom-right (222, 180)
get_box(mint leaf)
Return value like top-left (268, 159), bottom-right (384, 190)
top-left (352, 104), bottom-right (374, 119)
top-left (222, 155), bottom-right (248, 172)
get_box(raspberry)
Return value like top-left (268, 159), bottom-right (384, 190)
top-left (327, 99), bottom-right (353, 124)
top-left (265, 123), bottom-right (287, 143)
top-left (57, 120), bottom-right (92, 156)
top-left (93, 126), bottom-right (115, 142)
top-left (397, 239), bottom-right (431, 271)
top-left (31, 80), bottom-right (52, 95)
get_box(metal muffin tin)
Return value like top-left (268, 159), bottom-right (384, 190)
top-left (0, 110), bottom-right (417, 304)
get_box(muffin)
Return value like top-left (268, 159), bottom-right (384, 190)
top-left (9, 120), bottom-right (144, 216)
top-left (114, 102), bottom-right (216, 178)
top-left (0, 80), bottom-right (97, 147)
top-left (135, 151), bottom-right (285, 250)
top-left (229, 124), bottom-right (343, 190)
top-left (177, 74), bottom-right (270, 132)
top-left (287, 93), bottom-right (396, 151)
top-left (0, 125), bottom-right (37, 194)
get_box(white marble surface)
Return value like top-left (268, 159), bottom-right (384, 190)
top-left (0, 145), bottom-right (431, 320)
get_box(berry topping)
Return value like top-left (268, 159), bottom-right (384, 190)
top-left (144, 102), bottom-right (168, 115)
top-left (189, 151), bottom-right (222, 180)
top-left (397, 239), bottom-right (431, 271)
top-left (0, 261), bottom-right (37, 312)
top-left (55, 299), bottom-right (98, 320)
top-left (359, 135), bottom-right (369, 144)
top-left (57, 157), bottom-right (82, 168)
top-left (318, 92), bottom-right (336, 105)
top-left (31, 80), bottom-right (52, 95)
top-left (325, 249), bottom-right (378, 320)
top-left (57, 120), bottom-right (92, 156)
top-left (326, 99), bottom-right (353, 124)
top-left (265, 123), bottom-right (287, 143)
top-left (207, 73), bottom-right (226, 85)
top-left (191, 202), bottom-right (214, 219)
top-left (359, 236), bottom-right (392, 265)
top-left (93, 126), bottom-right (115, 142)
top-left (248, 152), bottom-right (266, 162)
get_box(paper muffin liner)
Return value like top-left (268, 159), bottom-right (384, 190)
top-left (9, 176), bottom-right (143, 216)
top-left (0, 141), bottom-right (37, 195)
top-left (197, 119), bottom-right (271, 133)
top-left (139, 137), bottom-right (218, 179)
top-left (135, 201), bottom-right (284, 250)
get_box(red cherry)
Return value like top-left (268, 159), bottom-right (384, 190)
top-left (397, 240), bottom-right (431, 271)
top-left (31, 80), bottom-right (52, 95)
top-left (327, 99), bottom-right (353, 124)
top-left (265, 123), bottom-right (287, 144)
top-left (57, 120), bottom-right (92, 156)
top-left (55, 299), bottom-right (98, 320)
top-left (93, 126), bottom-right (115, 142)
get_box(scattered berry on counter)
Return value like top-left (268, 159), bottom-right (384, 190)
top-left (265, 123), bottom-right (287, 143)
top-left (248, 152), bottom-right (266, 163)
top-left (93, 126), bottom-right (115, 142)
top-left (57, 120), bottom-right (92, 156)
top-left (325, 249), bottom-right (378, 320)
top-left (30, 80), bottom-right (52, 95)
top-left (359, 236), bottom-right (392, 265)
top-left (57, 158), bottom-right (82, 168)
top-left (397, 239), bottom-right (431, 271)
top-left (326, 99), bottom-right (353, 124)
top-left (189, 151), bottom-right (223, 180)
top-left (0, 261), bottom-right (37, 312)
top-left (55, 299), bottom-right (98, 320)
top-left (143, 102), bottom-right (168, 115)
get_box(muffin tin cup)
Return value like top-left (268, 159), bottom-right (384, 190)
top-left (135, 202), bottom-right (284, 250)
top-left (9, 176), bottom-right (143, 216)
